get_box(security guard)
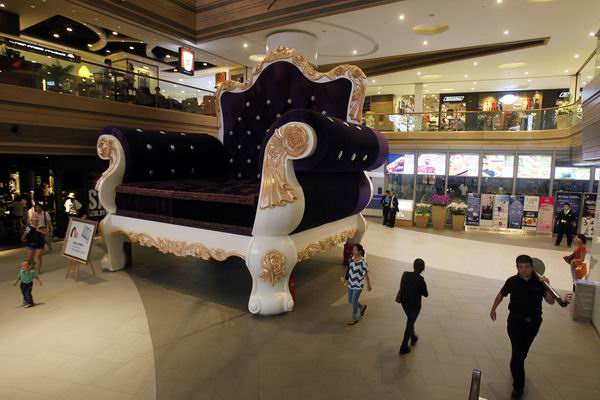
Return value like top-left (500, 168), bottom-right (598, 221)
top-left (489, 254), bottom-right (556, 399)
top-left (555, 202), bottom-right (575, 247)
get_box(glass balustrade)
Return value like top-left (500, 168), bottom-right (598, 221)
top-left (364, 102), bottom-right (582, 132)
top-left (0, 39), bottom-right (215, 116)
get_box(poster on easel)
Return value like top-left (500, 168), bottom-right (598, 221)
top-left (62, 218), bottom-right (98, 263)
top-left (537, 196), bottom-right (555, 233)
top-left (493, 195), bottom-right (509, 229)
top-left (466, 193), bottom-right (480, 226)
top-left (554, 192), bottom-right (582, 234)
top-left (480, 194), bottom-right (494, 227)
top-left (508, 195), bottom-right (524, 229)
top-left (522, 196), bottom-right (539, 231)
top-left (580, 193), bottom-right (597, 238)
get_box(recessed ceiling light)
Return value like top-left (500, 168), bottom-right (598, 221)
top-left (129, 46), bottom-right (134, 50)
top-left (30, 4), bottom-right (35, 8)
top-left (66, 27), bottom-right (73, 32)
top-left (527, 79), bottom-right (532, 82)
top-left (473, 61), bottom-right (478, 66)
top-left (420, 74), bottom-right (443, 80)
top-left (372, 79), bottom-right (376, 83)
top-left (203, 62), bottom-right (207, 66)
top-left (424, 89), bottom-right (429, 92)
top-left (423, 84), bottom-right (428, 87)
top-left (178, 79), bottom-right (183, 82)
top-left (503, 30), bottom-right (509, 35)
top-left (87, 44), bottom-right (92, 48)
top-left (53, 33), bottom-right (60, 38)
top-left (590, 32), bottom-right (596, 37)
top-left (588, 75), bottom-right (593, 79)
top-left (0, 4), bottom-right (5, 8)
top-left (423, 41), bottom-right (428, 45)
top-left (174, 84), bottom-right (177, 87)
top-left (464, 74), bottom-right (468, 78)
top-left (498, 62), bottom-right (527, 69)
top-left (181, 90), bottom-right (185, 94)
top-left (417, 71), bottom-right (421, 75)
top-left (352, 50), bottom-right (357, 55)
top-left (473, 81), bottom-right (477, 85)
top-left (564, 69), bottom-right (568, 73)
top-left (377, 92), bottom-right (381, 94)
top-left (574, 54), bottom-right (579, 58)
top-left (112, 31), bottom-right (118, 35)
top-left (497, 0), bottom-right (503, 3)
top-left (105, 50), bottom-right (110, 53)
top-left (377, 86), bottom-right (381, 89)
top-left (524, 71), bottom-right (529, 75)
top-left (243, 43), bottom-right (248, 48)
top-left (470, 87), bottom-right (475, 90)
top-left (399, 14), bottom-right (405, 20)
top-left (166, 55), bottom-right (171, 58)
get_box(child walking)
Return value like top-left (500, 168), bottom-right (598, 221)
top-left (12, 260), bottom-right (42, 308)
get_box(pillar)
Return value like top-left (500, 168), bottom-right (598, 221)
top-left (266, 31), bottom-right (318, 64)
top-left (414, 83), bottom-right (424, 131)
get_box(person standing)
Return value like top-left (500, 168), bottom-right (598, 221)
top-left (388, 191), bottom-right (399, 228)
top-left (381, 190), bottom-right (391, 226)
top-left (64, 193), bottom-right (82, 218)
top-left (563, 233), bottom-right (587, 291)
top-left (345, 244), bottom-right (372, 325)
top-left (396, 258), bottom-right (429, 355)
top-left (12, 260), bottom-right (42, 308)
top-left (22, 211), bottom-right (48, 274)
top-left (555, 202), bottom-right (575, 247)
top-left (490, 255), bottom-right (556, 399)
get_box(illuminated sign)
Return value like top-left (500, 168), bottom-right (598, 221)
top-left (4, 38), bottom-right (80, 62)
top-left (442, 96), bottom-right (465, 102)
top-left (558, 91), bottom-right (570, 98)
top-left (178, 47), bottom-right (194, 76)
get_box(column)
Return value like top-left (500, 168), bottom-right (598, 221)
top-left (569, 75), bottom-right (578, 102)
top-left (414, 83), bottom-right (424, 131)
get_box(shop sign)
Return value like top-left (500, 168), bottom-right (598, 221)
top-left (466, 193), bottom-right (480, 226)
top-left (537, 196), bottom-right (555, 233)
top-left (178, 47), bottom-right (194, 76)
top-left (508, 196), bottom-right (524, 229)
top-left (87, 188), bottom-right (106, 219)
top-left (554, 192), bottom-right (582, 233)
top-left (522, 196), bottom-right (539, 231)
top-left (480, 194), bottom-right (494, 227)
top-left (493, 195), bottom-right (510, 229)
top-left (442, 96), bottom-right (465, 102)
top-left (580, 193), bottom-right (597, 238)
top-left (3, 38), bottom-right (80, 62)
top-left (558, 91), bottom-right (570, 98)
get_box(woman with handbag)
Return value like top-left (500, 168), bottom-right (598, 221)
top-left (563, 233), bottom-right (587, 291)
top-left (22, 209), bottom-right (49, 274)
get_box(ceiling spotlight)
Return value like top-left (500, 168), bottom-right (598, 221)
top-left (372, 79), bottom-right (376, 83)
top-left (590, 32), bottom-right (596, 37)
top-left (178, 79), bottom-right (183, 82)
top-left (166, 55), bottom-right (171, 58)
top-left (202, 62), bottom-right (207, 66)
top-left (174, 69), bottom-right (178, 72)
top-left (112, 31), bottom-right (118, 35)
top-left (464, 74), bottom-right (468, 78)
top-left (524, 71), bottom-right (529, 75)
top-left (417, 71), bottom-right (421, 75)
top-left (377, 92), bottom-right (381, 95)
top-left (497, 0), bottom-right (503, 3)
top-left (527, 79), bottom-right (532, 82)
top-left (352, 50), bottom-right (357, 55)
top-left (399, 14), bottom-right (405, 20)
top-left (53, 33), bottom-right (60, 38)
top-left (564, 69), bottom-right (568, 73)
top-left (423, 41), bottom-right (428, 45)
top-left (129, 46), bottom-right (134, 50)
top-left (30, 4), bottom-right (35, 8)
top-left (588, 75), bottom-right (593, 79)
top-left (503, 30), bottom-right (509, 35)
top-left (574, 54), bottom-right (579, 58)
top-left (473, 61), bottom-right (478, 66)
top-left (105, 50), bottom-right (111, 53)
top-left (87, 44), bottom-right (92, 48)
top-left (243, 43), bottom-right (248, 48)
top-left (473, 81), bottom-right (477, 84)
top-left (377, 86), bottom-right (381, 89)
top-left (470, 87), bottom-right (475, 90)
top-left (66, 27), bottom-right (73, 32)
top-left (0, 4), bottom-right (5, 8)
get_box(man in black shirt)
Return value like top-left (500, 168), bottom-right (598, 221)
top-left (555, 202), bottom-right (575, 247)
top-left (396, 258), bottom-right (429, 355)
top-left (490, 254), bottom-right (555, 399)
top-left (381, 190), bottom-right (391, 226)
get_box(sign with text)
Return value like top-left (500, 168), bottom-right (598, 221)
top-left (580, 193), bottom-right (596, 238)
top-left (480, 194), bottom-right (494, 227)
top-left (493, 195), bottom-right (510, 229)
top-left (509, 196), bottom-right (525, 229)
top-left (537, 196), bottom-right (555, 234)
top-left (4, 38), bottom-right (80, 62)
top-left (522, 196), bottom-right (539, 231)
top-left (386, 153), bottom-right (415, 175)
top-left (178, 47), bottom-right (194, 76)
top-left (554, 192), bottom-right (582, 233)
top-left (466, 193), bottom-right (481, 226)
top-left (62, 218), bottom-right (97, 263)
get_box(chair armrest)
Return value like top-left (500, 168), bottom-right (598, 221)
top-left (263, 109), bottom-right (388, 173)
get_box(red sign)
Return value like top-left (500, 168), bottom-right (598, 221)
top-left (536, 196), bottom-right (555, 234)
top-left (178, 47), bottom-right (194, 76)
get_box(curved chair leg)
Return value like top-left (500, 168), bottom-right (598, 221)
top-left (100, 216), bottom-right (126, 271)
top-left (246, 237), bottom-right (297, 315)
top-left (348, 213), bottom-right (368, 245)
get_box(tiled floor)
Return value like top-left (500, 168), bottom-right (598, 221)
top-left (1, 223), bottom-right (599, 400)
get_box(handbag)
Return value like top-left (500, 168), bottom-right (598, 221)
top-left (574, 262), bottom-right (588, 280)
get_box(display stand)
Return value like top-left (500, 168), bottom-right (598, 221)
top-left (62, 217), bottom-right (98, 282)
top-left (65, 259), bottom-right (96, 282)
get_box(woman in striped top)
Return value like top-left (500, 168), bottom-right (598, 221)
top-left (346, 244), bottom-right (372, 325)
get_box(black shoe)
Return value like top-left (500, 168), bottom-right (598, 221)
top-left (554, 243), bottom-right (559, 246)
top-left (511, 388), bottom-right (523, 398)
top-left (360, 305), bottom-right (367, 317)
top-left (411, 335), bottom-right (419, 346)
top-left (399, 346), bottom-right (411, 355)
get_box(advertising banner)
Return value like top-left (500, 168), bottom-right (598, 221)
top-left (493, 195), bottom-right (510, 229)
top-left (386, 153), bottom-right (415, 175)
top-left (449, 154), bottom-right (479, 177)
top-left (480, 194), bottom-right (494, 227)
top-left (62, 218), bottom-right (98, 263)
top-left (537, 196), bottom-right (555, 233)
top-left (554, 192), bottom-right (582, 233)
top-left (580, 193), bottom-right (597, 238)
top-left (508, 196), bottom-right (525, 229)
top-left (482, 154), bottom-right (514, 178)
top-left (522, 196), bottom-right (539, 231)
top-left (417, 153), bottom-right (446, 175)
top-left (466, 193), bottom-right (481, 226)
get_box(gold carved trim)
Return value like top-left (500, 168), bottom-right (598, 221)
top-left (260, 250), bottom-right (286, 286)
top-left (216, 46), bottom-right (367, 127)
top-left (114, 231), bottom-right (246, 261)
top-left (259, 123), bottom-right (310, 209)
top-left (297, 228), bottom-right (358, 262)
top-left (96, 135), bottom-right (120, 191)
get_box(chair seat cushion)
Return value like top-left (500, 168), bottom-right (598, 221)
top-left (115, 179), bottom-right (260, 236)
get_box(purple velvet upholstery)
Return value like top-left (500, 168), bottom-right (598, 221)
top-left (220, 62), bottom-right (352, 181)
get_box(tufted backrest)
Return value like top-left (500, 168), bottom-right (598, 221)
top-left (218, 52), bottom-right (363, 182)
top-left (102, 127), bottom-right (227, 183)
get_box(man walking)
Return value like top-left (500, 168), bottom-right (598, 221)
top-left (381, 190), bottom-right (391, 226)
top-left (396, 258), bottom-right (428, 355)
top-left (490, 255), bottom-right (556, 399)
top-left (555, 202), bottom-right (575, 247)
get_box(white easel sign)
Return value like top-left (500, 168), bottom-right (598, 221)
top-left (62, 218), bottom-right (97, 263)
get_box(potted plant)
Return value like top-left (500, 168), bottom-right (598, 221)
top-left (42, 60), bottom-right (74, 91)
top-left (448, 201), bottom-right (468, 231)
top-left (556, 95), bottom-right (574, 129)
top-left (430, 193), bottom-right (450, 230)
top-left (414, 203), bottom-right (431, 229)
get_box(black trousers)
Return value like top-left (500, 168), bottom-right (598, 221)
top-left (401, 304), bottom-right (420, 348)
top-left (507, 315), bottom-right (542, 390)
top-left (388, 210), bottom-right (397, 227)
top-left (555, 224), bottom-right (573, 246)
top-left (20, 282), bottom-right (33, 305)
top-left (382, 207), bottom-right (390, 225)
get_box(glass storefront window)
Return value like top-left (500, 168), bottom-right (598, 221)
top-left (516, 155), bottom-right (552, 195)
top-left (386, 153), bottom-right (414, 200)
top-left (415, 153), bottom-right (446, 202)
top-left (553, 167), bottom-right (591, 193)
top-left (447, 154), bottom-right (479, 199)
top-left (480, 154), bottom-right (514, 194)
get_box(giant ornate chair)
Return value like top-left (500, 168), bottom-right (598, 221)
top-left (96, 47), bottom-right (388, 315)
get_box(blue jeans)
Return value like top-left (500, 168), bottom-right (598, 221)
top-left (348, 288), bottom-right (364, 321)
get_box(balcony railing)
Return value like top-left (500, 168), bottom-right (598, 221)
top-left (0, 38), bottom-right (216, 116)
top-left (364, 102), bottom-right (582, 132)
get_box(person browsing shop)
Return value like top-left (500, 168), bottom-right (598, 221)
top-left (555, 202), bottom-right (575, 247)
top-left (490, 255), bottom-right (556, 399)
